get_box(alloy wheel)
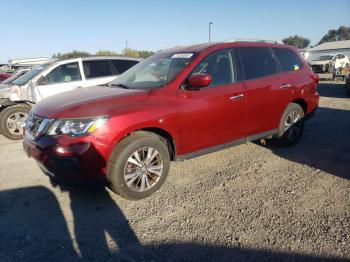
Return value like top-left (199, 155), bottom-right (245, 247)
top-left (6, 112), bottom-right (28, 135)
top-left (124, 147), bottom-right (163, 192)
top-left (283, 110), bottom-right (302, 142)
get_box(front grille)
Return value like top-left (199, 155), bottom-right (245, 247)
top-left (26, 113), bottom-right (53, 138)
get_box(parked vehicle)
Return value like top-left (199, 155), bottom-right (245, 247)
top-left (0, 56), bottom-right (141, 139)
top-left (0, 73), bottom-right (12, 82)
top-left (0, 68), bottom-right (30, 88)
top-left (23, 41), bottom-right (319, 200)
top-left (310, 53), bottom-right (349, 73)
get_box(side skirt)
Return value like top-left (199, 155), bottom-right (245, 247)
top-left (176, 129), bottom-right (278, 161)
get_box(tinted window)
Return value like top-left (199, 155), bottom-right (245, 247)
top-left (338, 54), bottom-right (345, 59)
top-left (111, 60), bottom-right (139, 74)
top-left (83, 60), bottom-right (115, 79)
top-left (239, 47), bottom-right (278, 80)
top-left (273, 48), bottom-right (303, 72)
top-left (44, 62), bottom-right (81, 84)
top-left (192, 50), bottom-right (234, 87)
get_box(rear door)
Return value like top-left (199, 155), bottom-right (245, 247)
top-left (238, 47), bottom-right (293, 136)
top-left (178, 49), bottom-right (247, 154)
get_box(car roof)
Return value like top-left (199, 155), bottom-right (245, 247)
top-left (158, 41), bottom-right (291, 54)
top-left (81, 56), bottom-right (143, 62)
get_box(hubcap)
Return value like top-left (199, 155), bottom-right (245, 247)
top-left (6, 112), bottom-right (28, 135)
top-left (284, 110), bottom-right (302, 141)
top-left (124, 147), bottom-right (163, 192)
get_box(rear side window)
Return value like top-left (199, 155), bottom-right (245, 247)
top-left (239, 47), bottom-right (278, 80)
top-left (83, 60), bottom-right (116, 79)
top-left (111, 60), bottom-right (139, 74)
top-left (273, 48), bottom-right (303, 72)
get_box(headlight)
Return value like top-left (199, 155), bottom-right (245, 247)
top-left (47, 116), bottom-right (108, 136)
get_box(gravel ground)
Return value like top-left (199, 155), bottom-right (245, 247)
top-left (0, 81), bottom-right (349, 262)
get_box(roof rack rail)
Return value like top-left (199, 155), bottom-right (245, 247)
top-left (225, 38), bottom-right (281, 44)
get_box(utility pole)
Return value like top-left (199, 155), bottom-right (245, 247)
top-left (125, 40), bottom-right (128, 52)
top-left (209, 22), bottom-right (213, 43)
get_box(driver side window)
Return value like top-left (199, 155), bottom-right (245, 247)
top-left (44, 62), bottom-right (81, 85)
top-left (191, 50), bottom-right (235, 87)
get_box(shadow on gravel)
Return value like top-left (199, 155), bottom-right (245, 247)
top-left (263, 106), bottom-right (350, 179)
top-left (1, 186), bottom-right (348, 261)
top-left (317, 82), bottom-right (348, 98)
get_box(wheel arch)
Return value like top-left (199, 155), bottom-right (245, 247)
top-left (135, 127), bottom-right (177, 161)
top-left (291, 98), bottom-right (307, 114)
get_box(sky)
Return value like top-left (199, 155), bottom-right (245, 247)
top-left (1, 0), bottom-right (349, 63)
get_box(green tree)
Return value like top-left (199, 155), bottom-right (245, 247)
top-left (122, 48), bottom-right (155, 58)
top-left (318, 26), bottom-right (350, 44)
top-left (95, 50), bottom-right (119, 56)
top-left (138, 50), bottom-right (155, 58)
top-left (122, 48), bottom-right (140, 57)
top-left (52, 50), bottom-right (90, 59)
top-left (282, 35), bottom-right (310, 49)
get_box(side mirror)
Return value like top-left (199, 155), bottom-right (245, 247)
top-left (36, 76), bottom-right (46, 86)
top-left (187, 73), bottom-right (212, 90)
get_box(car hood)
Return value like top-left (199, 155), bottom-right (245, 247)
top-left (33, 85), bottom-right (148, 119)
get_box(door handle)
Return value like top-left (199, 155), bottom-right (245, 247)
top-left (279, 84), bottom-right (292, 89)
top-left (230, 94), bottom-right (244, 100)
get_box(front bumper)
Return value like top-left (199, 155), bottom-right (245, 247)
top-left (23, 131), bottom-right (108, 183)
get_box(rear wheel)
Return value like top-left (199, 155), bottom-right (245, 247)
top-left (107, 131), bottom-right (170, 200)
top-left (274, 103), bottom-right (305, 147)
top-left (0, 104), bottom-right (30, 140)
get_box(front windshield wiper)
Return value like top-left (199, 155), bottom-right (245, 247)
top-left (109, 83), bottom-right (130, 89)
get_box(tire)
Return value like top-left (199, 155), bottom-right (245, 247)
top-left (107, 131), bottom-right (170, 200)
top-left (0, 104), bottom-right (30, 140)
top-left (274, 103), bottom-right (305, 147)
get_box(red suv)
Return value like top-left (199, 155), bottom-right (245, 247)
top-left (23, 41), bottom-right (319, 200)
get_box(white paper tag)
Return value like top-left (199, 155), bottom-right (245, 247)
top-left (171, 53), bottom-right (193, 59)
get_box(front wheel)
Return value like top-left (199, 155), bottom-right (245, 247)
top-left (0, 104), bottom-right (30, 140)
top-left (107, 131), bottom-right (170, 200)
top-left (274, 103), bottom-right (305, 147)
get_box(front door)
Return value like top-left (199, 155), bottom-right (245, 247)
top-left (178, 49), bottom-right (246, 155)
top-left (36, 62), bottom-right (83, 100)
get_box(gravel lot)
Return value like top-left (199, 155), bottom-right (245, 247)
top-left (0, 81), bottom-right (349, 262)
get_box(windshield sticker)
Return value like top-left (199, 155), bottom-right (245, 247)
top-left (171, 53), bottom-right (193, 59)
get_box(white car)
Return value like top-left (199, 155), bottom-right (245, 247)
top-left (310, 53), bottom-right (349, 73)
top-left (0, 56), bottom-right (141, 139)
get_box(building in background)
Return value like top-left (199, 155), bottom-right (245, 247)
top-left (8, 57), bottom-right (51, 69)
top-left (305, 40), bottom-right (350, 62)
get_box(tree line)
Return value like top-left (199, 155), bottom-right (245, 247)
top-left (282, 26), bottom-right (350, 49)
top-left (52, 49), bottom-right (155, 59)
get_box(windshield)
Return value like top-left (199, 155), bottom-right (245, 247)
top-left (314, 55), bottom-right (333, 61)
top-left (12, 63), bottom-right (52, 86)
top-left (2, 70), bottom-right (28, 84)
top-left (109, 52), bottom-right (196, 89)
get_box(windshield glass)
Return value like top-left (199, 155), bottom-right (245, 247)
top-left (109, 52), bottom-right (196, 89)
top-left (314, 55), bottom-right (333, 61)
top-left (2, 70), bottom-right (28, 84)
top-left (12, 63), bottom-right (52, 86)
